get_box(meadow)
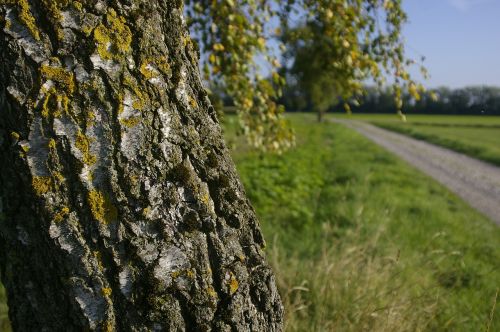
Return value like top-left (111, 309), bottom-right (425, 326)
top-left (227, 114), bottom-right (499, 331)
top-left (0, 114), bottom-right (499, 331)
top-left (331, 114), bottom-right (500, 166)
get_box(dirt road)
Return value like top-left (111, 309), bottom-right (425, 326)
top-left (334, 119), bottom-right (500, 225)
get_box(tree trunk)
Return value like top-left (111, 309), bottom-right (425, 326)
top-left (317, 110), bottom-right (324, 122)
top-left (0, 1), bottom-right (283, 330)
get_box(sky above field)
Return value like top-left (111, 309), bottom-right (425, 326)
top-left (403, 0), bottom-right (500, 88)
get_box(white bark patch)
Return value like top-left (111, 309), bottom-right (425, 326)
top-left (94, 0), bottom-right (107, 14)
top-left (126, 55), bottom-right (136, 70)
top-left (34, 80), bottom-right (55, 107)
top-left (157, 107), bottom-right (173, 158)
top-left (4, 9), bottom-right (48, 63)
top-left (53, 116), bottom-right (77, 138)
top-left (120, 123), bottom-right (143, 160)
top-left (86, 107), bottom-right (111, 187)
top-left (153, 246), bottom-right (189, 288)
top-left (175, 66), bottom-right (190, 106)
top-left (49, 223), bottom-right (61, 239)
top-left (90, 53), bottom-right (121, 77)
top-left (79, 165), bottom-right (93, 187)
top-left (53, 117), bottom-right (93, 187)
top-left (143, 182), bottom-right (167, 220)
top-left (27, 117), bottom-right (50, 176)
top-left (135, 240), bottom-right (161, 265)
top-left (174, 7), bottom-right (186, 26)
top-left (49, 224), bottom-right (75, 254)
top-left (119, 266), bottom-right (133, 298)
top-left (60, 10), bottom-right (80, 29)
top-left (75, 64), bottom-right (90, 83)
top-left (73, 281), bottom-right (107, 329)
top-left (144, 64), bottom-right (164, 85)
top-left (118, 91), bottom-right (139, 121)
top-left (7, 85), bottom-right (27, 105)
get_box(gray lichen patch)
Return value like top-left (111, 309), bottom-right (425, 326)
top-left (174, 65), bottom-right (190, 107)
top-left (27, 117), bottom-right (50, 177)
top-left (60, 9), bottom-right (81, 30)
top-left (7, 85), bottom-right (27, 105)
top-left (3, 8), bottom-right (48, 63)
top-left (90, 53), bottom-right (121, 76)
top-left (118, 266), bottom-right (133, 298)
top-left (157, 107), bottom-right (174, 159)
top-left (74, 64), bottom-right (90, 83)
top-left (84, 107), bottom-right (112, 188)
top-left (134, 239), bottom-right (162, 266)
top-left (120, 122), bottom-right (144, 161)
top-left (153, 246), bottom-right (189, 289)
top-left (72, 279), bottom-right (107, 330)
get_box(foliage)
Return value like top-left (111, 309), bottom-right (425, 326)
top-left (227, 114), bottom-right (500, 330)
top-left (185, 0), bottom-right (426, 148)
top-left (185, 0), bottom-right (293, 152)
top-left (282, 0), bottom-right (427, 119)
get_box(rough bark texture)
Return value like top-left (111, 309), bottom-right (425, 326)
top-left (0, 1), bottom-right (283, 330)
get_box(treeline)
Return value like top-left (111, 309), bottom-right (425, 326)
top-left (280, 86), bottom-right (500, 115)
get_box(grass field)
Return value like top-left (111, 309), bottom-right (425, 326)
top-left (227, 114), bottom-right (499, 331)
top-left (330, 114), bottom-right (500, 166)
top-left (1, 114), bottom-right (499, 331)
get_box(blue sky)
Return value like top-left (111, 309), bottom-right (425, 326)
top-left (403, 0), bottom-right (500, 88)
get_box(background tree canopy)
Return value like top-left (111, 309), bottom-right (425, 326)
top-left (185, 0), bottom-right (427, 150)
top-left (280, 85), bottom-right (500, 115)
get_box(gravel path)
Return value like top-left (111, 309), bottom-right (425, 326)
top-left (334, 119), bottom-right (500, 225)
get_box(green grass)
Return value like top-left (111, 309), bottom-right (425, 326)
top-left (227, 114), bottom-right (500, 331)
top-left (330, 114), bottom-right (500, 166)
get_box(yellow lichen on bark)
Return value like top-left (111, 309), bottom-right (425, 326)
top-left (93, 8), bottom-right (132, 61)
top-left (53, 206), bottom-right (69, 223)
top-left (139, 57), bottom-right (171, 80)
top-left (229, 272), bottom-right (239, 295)
top-left (75, 132), bottom-right (96, 165)
top-left (9, 0), bottom-right (41, 40)
top-left (101, 287), bottom-right (112, 297)
top-left (123, 75), bottom-right (148, 110)
top-left (32, 176), bottom-right (52, 196)
top-left (48, 138), bottom-right (57, 149)
top-left (120, 117), bottom-right (141, 128)
top-left (87, 190), bottom-right (118, 223)
top-left (10, 131), bottom-right (20, 140)
top-left (40, 0), bottom-right (72, 40)
top-left (39, 65), bottom-right (75, 118)
top-left (207, 285), bottom-right (218, 298)
top-left (40, 65), bottom-right (75, 94)
top-left (139, 61), bottom-right (158, 80)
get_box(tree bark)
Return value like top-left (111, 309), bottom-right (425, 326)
top-left (0, 1), bottom-right (283, 330)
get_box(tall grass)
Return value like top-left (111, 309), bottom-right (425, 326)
top-left (270, 229), bottom-right (441, 331)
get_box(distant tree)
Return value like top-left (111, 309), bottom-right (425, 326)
top-left (345, 85), bottom-right (500, 115)
top-left (281, 0), bottom-right (427, 121)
